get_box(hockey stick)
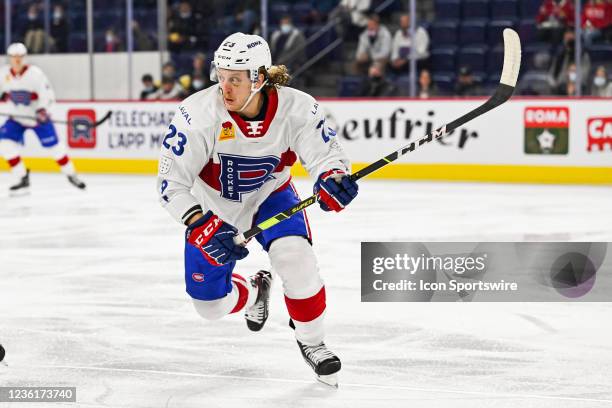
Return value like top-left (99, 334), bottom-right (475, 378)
top-left (0, 110), bottom-right (112, 129)
top-left (234, 29), bottom-right (521, 245)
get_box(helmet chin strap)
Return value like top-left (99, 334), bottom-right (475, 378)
top-left (237, 79), bottom-right (268, 113)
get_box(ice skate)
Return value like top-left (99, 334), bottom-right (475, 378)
top-left (9, 169), bottom-right (30, 196)
top-left (67, 174), bottom-right (86, 190)
top-left (290, 319), bottom-right (341, 387)
top-left (245, 270), bottom-right (272, 332)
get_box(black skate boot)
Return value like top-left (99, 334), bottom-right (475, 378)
top-left (245, 270), bottom-right (272, 332)
top-left (290, 319), bottom-right (341, 387)
top-left (67, 174), bottom-right (86, 190)
top-left (9, 169), bottom-right (30, 195)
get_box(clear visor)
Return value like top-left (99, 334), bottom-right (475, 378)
top-left (209, 61), bottom-right (218, 82)
top-left (210, 61), bottom-right (264, 84)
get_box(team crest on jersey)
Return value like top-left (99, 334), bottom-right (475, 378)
top-left (219, 121), bottom-right (236, 141)
top-left (192, 273), bottom-right (205, 282)
top-left (245, 121), bottom-right (264, 137)
top-left (218, 153), bottom-right (280, 202)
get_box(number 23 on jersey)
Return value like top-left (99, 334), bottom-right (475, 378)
top-left (162, 124), bottom-right (188, 156)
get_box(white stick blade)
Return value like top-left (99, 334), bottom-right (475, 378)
top-left (500, 28), bottom-right (522, 87)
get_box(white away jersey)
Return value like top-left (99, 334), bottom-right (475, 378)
top-left (157, 85), bottom-right (350, 231)
top-left (0, 64), bottom-right (55, 127)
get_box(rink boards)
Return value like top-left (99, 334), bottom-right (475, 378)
top-left (0, 97), bottom-right (610, 184)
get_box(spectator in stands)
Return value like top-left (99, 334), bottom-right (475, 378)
top-left (150, 76), bottom-right (185, 100)
top-left (390, 13), bottom-right (430, 74)
top-left (132, 20), bottom-right (154, 51)
top-left (418, 69), bottom-right (438, 99)
top-left (183, 53), bottom-right (211, 93)
top-left (454, 66), bottom-right (480, 96)
top-left (306, 0), bottom-right (338, 24)
top-left (191, 53), bottom-right (207, 80)
top-left (185, 73), bottom-right (209, 97)
top-left (220, 0), bottom-right (259, 34)
top-left (558, 63), bottom-right (581, 95)
top-left (549, 30), bottom-right (591, 90)
top-left (270, 16), bottom-right (307, 72)
top-left (359, 63), bottom-right (396, 97)
top-left (354, 14), bottom-right (392, 75)
top-left (103, 28), bottom-right (123, 52)
top-left (590, 65), bottom-right (612, 97)
top-left (168, 1), bottom-right (203, 52)
top-left (536, 0), bottom-right (575, 45)
top-left (581, 0), bottom-right (612, 46)
top-left (50, 4), bottom-right (68, 53)
top-left (162, 61), bottom-right (177, 80)
top-left (330, 0), bottom-right (371, 39)
top-left (23, 4), bottom-right (45, 54)
top-left (140, 74), bottom-right (158, 100)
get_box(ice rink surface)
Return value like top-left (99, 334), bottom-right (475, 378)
top-left (1, 173), bottom-right (611, 408)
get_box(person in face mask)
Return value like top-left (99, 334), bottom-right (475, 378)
top-left (168, 1), bottom-right (203, 52)
top-left (390, 13), bottom-right (430, 74)
top-left (269, 16), bottom-right (306, 72)
top-left (558, 63), bottom-right (582, 95)
top-left (549, 29), bottom-right (591, 90)
top-left (23, 4), bottom-right (45, 54)
top-left (590, 66), bottom-right (612, 97)
top-left (184, 53), bottom-right (211, 96)
top-left (50, 4), bottom-right (68, 53)
top-left (103, 28), bottom-right (123, 52)
top-left (354, 13), bottom-right (392, 75)
top-left (359, 63), bottom-right (396, 96)
top-left (140, 74), bottom-right (159, 100)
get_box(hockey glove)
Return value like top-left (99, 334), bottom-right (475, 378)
top-left (314, 169), bottom-right (359, 212)
top-left (186, 211), bottom-right (249, 266)
top-left (35, 108), bottom-right (50, 124)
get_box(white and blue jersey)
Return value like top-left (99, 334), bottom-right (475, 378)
top-left (157, 85), bottom-right (350, 233)
top-left (0, 64), bottom-right (58, 146)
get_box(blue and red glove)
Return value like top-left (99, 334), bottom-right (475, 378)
top-left (186, 211), bottom-right (249, 266)
top-left (35, 108), bottom-right (50, 124)
top-left (314, 169), bottom-right (359, 212)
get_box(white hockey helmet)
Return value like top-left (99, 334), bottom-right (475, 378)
top-left (7, 42), bottom-right (28, 57)
top-left (210, 32), bottom-right (272, 84)
top-left (210, 32), bottom-right (272, 112)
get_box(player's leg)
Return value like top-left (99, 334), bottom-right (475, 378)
top-left (185, 243), bottom-right (260, 321)
top-left (0, 119), bottom-right (29, 193)
top-left (33, 121), bottom-right (86, 189)
top-left (256, 182), bottom-right (341, 385)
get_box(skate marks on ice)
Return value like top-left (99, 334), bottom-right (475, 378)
top-left (7, 360), bottom-right (612, 408)
top-left (1, 175), bottom-right (612, 407)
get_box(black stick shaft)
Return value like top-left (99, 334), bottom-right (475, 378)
top-left (0, 110), bottom-right (112, 127)
top-left (238, 85), bottom-right (515, 243)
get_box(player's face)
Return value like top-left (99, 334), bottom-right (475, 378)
top-left (9, 56), bottom-right (24, 71)
top-left (217, 69), bottom-right (252, 111)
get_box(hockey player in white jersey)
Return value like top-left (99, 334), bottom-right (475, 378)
top-left (157, 33), bottom-right (358, 386)
top-left (0, 42), bottom-right (86, 193)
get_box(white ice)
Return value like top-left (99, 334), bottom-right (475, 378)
top-left (1, 173), bottom-right (612, 408)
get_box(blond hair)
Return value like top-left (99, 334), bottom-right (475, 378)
top-left (260, 65), bottom-right (291, 88)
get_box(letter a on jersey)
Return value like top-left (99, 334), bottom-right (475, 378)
top-left (218, 153), bottom-right (280, 202)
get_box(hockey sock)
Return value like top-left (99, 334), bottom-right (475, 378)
top-left (268, 236), bottom-right (327, 345)
top-left (0, 140), bottom-right (27, 178)
top-left (48, 144), bottom-right (75, 175)
top-left (230, 273), bottom-right (258, 313)
top-left (285, 288), bottom-right (326, 345)
top-left (191, 273), bottom-right (257, 320)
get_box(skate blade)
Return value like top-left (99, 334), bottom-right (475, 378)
top-left (9, 188), bottom-right (30, 197)
top-left (316, 373), bottom-right (338, 388)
